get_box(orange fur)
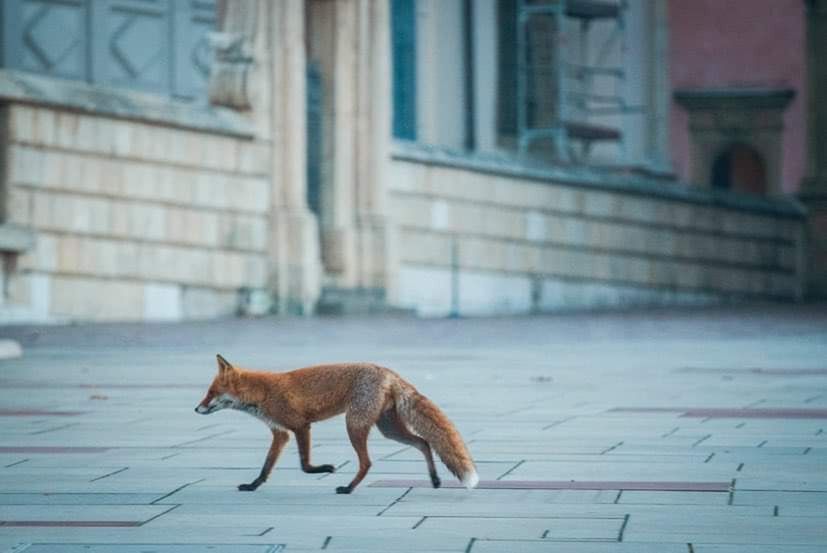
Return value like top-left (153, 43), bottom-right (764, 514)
top-left (195, 355), bottom-right (477, 493)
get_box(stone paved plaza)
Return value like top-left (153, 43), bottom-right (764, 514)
top-left (0, 304), bottom-right (826, 552)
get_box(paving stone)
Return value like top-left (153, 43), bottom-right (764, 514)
top-left (0, 494), bottom-right (160, 505)
top-left (470, 541), bottom-right (686, 552)
top-left (11, 546), bottom-right (284, 552)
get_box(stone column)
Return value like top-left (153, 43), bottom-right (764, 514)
top-left (353, 0), bottom-right (393, 292)
top-left (800, 0), bottom-right (827, 298)
top-left (307, 0), bottom-right (395, 312)
top-left (267, 0), bottom-right (322, 314)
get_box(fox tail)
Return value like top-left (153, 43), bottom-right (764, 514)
top-left (395, 386), bottom-right (479, 489)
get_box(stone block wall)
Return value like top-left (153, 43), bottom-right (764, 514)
top-left (389, 147), bottom-right (804, 316)
top-left (4, 103), bottom-right (271, 321)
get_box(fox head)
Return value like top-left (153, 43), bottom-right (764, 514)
top-left (195, 354), bottom-right (241, 415)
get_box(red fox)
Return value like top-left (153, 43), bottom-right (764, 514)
top-left (195, 354), bottom-right (479, 494)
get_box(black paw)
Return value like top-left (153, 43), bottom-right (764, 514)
top-left (238, 482), bottom-right (259, 491)
top-left (335, 486), bottom-right (352, 494)
top-left (431, 475), bottom-right (442, 489)
top-left (304, 464), bottom-right (337, 474)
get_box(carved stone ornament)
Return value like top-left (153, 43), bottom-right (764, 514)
top-left (207, 0), bottom-right (257, 110)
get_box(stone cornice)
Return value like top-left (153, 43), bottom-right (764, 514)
top-left (0, 69), bottom-right (254, 138)
top-left (391, 141), bottom-right (806, 219)
top-left (674, 88), bottom-right (796, 111)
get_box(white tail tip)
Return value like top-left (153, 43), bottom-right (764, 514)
top-left (462, 469), bottom-right (479, 489)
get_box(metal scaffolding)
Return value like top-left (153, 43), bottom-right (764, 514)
top-left (516, 0), bottom-right (628, 163)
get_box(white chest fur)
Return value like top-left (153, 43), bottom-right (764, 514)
top-left (211, 393), bottom-right (284, 431)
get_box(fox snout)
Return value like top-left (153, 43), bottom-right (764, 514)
top-left (195, 393), bottom-right (237, 415)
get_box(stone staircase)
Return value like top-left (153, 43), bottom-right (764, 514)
top-left (315, 286), bottom-right (413, 316)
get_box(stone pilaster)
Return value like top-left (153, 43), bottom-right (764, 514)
top-left (800, 0), bottom-right (827, 298)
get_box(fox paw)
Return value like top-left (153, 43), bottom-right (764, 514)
top-left (335, 486), bottom-right (352, 494)
top-left (430, 475), bottom-right (442, 489)
top-left (304, 464), bottom-right (336, 474)
top-left (238, 483), bottom-right (258, 491)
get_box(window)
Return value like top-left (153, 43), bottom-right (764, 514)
top-left (391, 0), bottom-right (417, 140)
top-left (0, 0), bottom-right (216, 101)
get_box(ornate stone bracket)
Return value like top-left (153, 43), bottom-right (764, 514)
top-left (207, 0), bottom-right (258, 110)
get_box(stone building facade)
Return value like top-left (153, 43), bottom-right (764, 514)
top-left (0, 0), bottom-right (815, 322)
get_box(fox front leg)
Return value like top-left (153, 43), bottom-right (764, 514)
top-left (239, 429), bottom-right (290, 491)
top-left (294, 425), bottom-right (336, 474)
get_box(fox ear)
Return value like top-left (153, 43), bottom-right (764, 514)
top-left (216, 354), bottom-right (234, 373)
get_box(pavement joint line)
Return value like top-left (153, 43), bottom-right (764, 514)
top-left (600, 441), bottom-right (624, 454)
top-left (613, 490), bottom-right (623, 504)
top-left (617, 513), bottom-right (630, 542)
top-left (803, 446), bottom-right (811, 455)
top-left (138, 503), bottom-right (180, 526)
top-left (464, 537), bottom-right (476, 553)
top-left (28, 423), bottom-right (79, 435)
top-left (195, 423), bottom-right (222, 432)
top-left (757, 439), bottom-right (768, 447)
top-left (321, 535), bottom-right (332, 549)
top-left (816, 428), bottom-right (823, 435)
top-left (411, 515), bottom-right (427, 529)
top-left (542, 416), bottom-right (577, 430)
top-left (89, 467), bottom-right (128, 482)
top-left (381, 446), bottom-right (411, 460)
top-left (804, 394), bottom-right (822, 403)
top-left (692, 434), bottom-right (711, 447)
top-left (736, 462), bottom-right (744, 472)
top-left (661, 426), bottom-right (680, 438)
top-left (745, 399), bottom-right (767, 408)
top-left (773, 505), bottom-right (779, 516)
top-left (376, 487), bottom-right (412, 516)
top-left (704, 452), bottom-right (715, 463)
top-left (735, 422), bottom-right (746, 428)
top-left (541, 529), bottom-right (549, 538)
top-left (159, 452), bottom-right (182, 460)
top-left (3, 459), bottom-right (28, 468)
top-left (728, 479), bottom-right (736, 505)
top-left (496, 459), bottom-right (525, 480)
top-left (171, 429), bottom-right (235, 448)
top-left (244, 526), bottom-right (274, 537)
top-left (150, 478), bottom-right (205, 504)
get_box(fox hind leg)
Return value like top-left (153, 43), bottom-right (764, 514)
top-left (336, 414), bottom-right (374, 494)
top-left (239, 429), bottom-right (289, 491)
top-left (294, 425), bottom-right (336, 474)
top-left (377, 408), bottom-right (441, 488)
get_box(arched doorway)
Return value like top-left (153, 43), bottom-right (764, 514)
top-left (710, 143), bottom-right (768, 195)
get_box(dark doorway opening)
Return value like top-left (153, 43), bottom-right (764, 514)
top-left (711, 144), bottom-right (767, 195)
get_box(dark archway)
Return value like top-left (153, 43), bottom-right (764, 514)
top-left (711, 143), bottom-right (768, 195)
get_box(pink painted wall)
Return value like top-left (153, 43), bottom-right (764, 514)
top-left (669, 0), bottom-right (807, 194)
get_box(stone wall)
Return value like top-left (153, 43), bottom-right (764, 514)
top-left (4, 103), bottom-right (271, 321)
top-left (389, 146), bottom-right (805, 316)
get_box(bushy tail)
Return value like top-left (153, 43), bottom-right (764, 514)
top-left (396, 387), bottom-right (479, 489)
